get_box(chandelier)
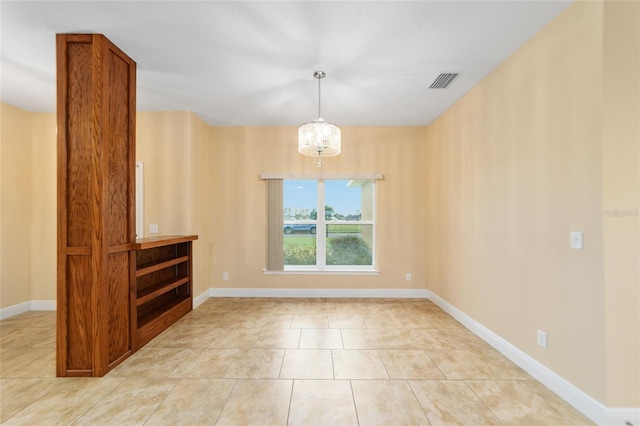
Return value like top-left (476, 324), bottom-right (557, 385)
top-left (298, 71), bottom-right (341, 167)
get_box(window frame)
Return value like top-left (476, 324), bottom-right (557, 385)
top-left (283, 178), bottom-right (377, 272)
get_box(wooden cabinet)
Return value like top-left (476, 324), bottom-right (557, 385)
top-left (56, 34), bottom-right (196, 377)
top-left (132, 235), bottom-right (198, 349)
top-left (56, 34), bottom-right (136, 377)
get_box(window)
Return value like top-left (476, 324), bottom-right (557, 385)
top-left (281, 179), bottom-right (375, 271)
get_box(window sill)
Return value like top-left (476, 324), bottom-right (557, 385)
top-left (263, 269), bottom-right (379, 276)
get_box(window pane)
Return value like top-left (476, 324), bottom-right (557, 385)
top-left (326, 224), bottom-right (373, 266)
top-left (325, 180), bottom-right (369, 222)
top-left (283, 180), bottom-right (317, 266)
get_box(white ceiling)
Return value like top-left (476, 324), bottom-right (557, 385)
top-left (1, 1), bottom-right (571, 126)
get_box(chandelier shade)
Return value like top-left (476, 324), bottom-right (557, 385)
top-left (298, 71), bottom-right (341, 166)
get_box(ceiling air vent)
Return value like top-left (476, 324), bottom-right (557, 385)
top-left (429, 73), bottom-right (458, 89)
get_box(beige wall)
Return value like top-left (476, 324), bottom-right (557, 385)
top-left (189, 113), bottom-right (215, 297)
top-left (209, 126), bottom-right (428, 290)
top-left (426, 1), bottom-right (638, 407)
top-left (0, 107), bottom-right (60, 307)
top-left (10, 110), bottom-right (429, 301)
top-left (1, 103), bottom-right (33, 307)
top-left (136, 111), bottom-right (192, 236)
top-left (29, 113), bottom-right (57, 302)
top-left (602, 1), bottom-right (640, 408)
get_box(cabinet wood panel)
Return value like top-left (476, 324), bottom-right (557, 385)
top-left (57, 34), bottom-right (136, 377)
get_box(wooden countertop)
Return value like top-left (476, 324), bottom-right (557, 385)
top-left (133, 235), bottom-right (198, 250)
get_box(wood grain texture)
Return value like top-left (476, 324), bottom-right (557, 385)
top-left (107, 252), bottom-right (132, 364)
top-left (66, 256), bottom-right (93, 371)
top-left (57, 34), bottom-right (136, 377)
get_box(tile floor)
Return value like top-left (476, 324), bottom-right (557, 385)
top-left (1, 297), bottom-right (594, 425)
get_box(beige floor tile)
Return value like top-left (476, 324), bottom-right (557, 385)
top-left (482, 349), bottom-right (531, 379)
top-left (271, 301), bottom-right (305, 314)
top-left (146, 325), bottom-right (220, 348)
top-left (334, 302), bottom-right (371, 315)
top-left (299, 328), bottom-right (343, 349)
top-left (523, 380), bottom-right (595, 425)
top-left (409, 380), bottom-right (501, 425)
top-left (379, 350), bottom-right (445, 379)
top-left (0, 312), bottom-right (55, 332)
top-left (4, 349), bottom-right (55, 378)
top-left (145, 378), bottom-right (236, 425)
top-left (0, 298), bottom-right (593, 426)
top-left (292, 313), bottom-right (329, 328)
top-left (254, 313), bottom-right (294, 328)
top-left (254, 328), bottom-right (301, 348)
top-left (107, 347), bottom-right (191, 378)
top-left (288, 380), bottom-right (358, 425)
top-left (302, 301), bottom-right (337, 314)
top-left (0, 347), bottom-right (53, 377)
top-left (467, 379), bottom-right (583, 425)
top-left (396, 313), bottom-right (445, 329)
top-left (422, 327), bottom-right (492, 350)
top-left (0, 377), bottom-right (61, 423)
top-left (280, 349), bottom-right (334, 379)
top-left (0, 327), bottom-right (55, 348)
top-left (223, 349), bottom-right (285, 378)
top-left (216, 379), bottom-right (293, 426)
top-left (351, 380), bottom-right (430, 425)
top-left (74, 378), bottom-right (178, 425)
top-left (333, 350), bottom-right (389, 379)
top-left (174, 309), bottom-right (223, 326)
top-left (429, 349), bottom-right (523, 380)
top-left (427, 309), bottom-right (465, 329)
top-left (341, 328), bottom-right (388, 349)
top-left (328, 313), bottom-right (367, 328)
top-left (362, 313), bottom-right (405, 329)
top-left (214, 314), bottom-right (260, 328)
top-left (168, 348), bottom-right (238, 378)
top-left (208, 327), bottom-right (261, 348)
top-left (379, 328), bottom-right (434, 349)
top-left (2, 377), bottom-right (123, 425)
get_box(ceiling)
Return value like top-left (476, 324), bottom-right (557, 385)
top-left (1, 1), bottom-right (571, 127)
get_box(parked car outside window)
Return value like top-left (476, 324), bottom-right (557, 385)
top-left (284, 224), bottom-right (317, 235)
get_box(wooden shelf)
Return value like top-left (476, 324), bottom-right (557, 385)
top-left (137, 294), bottom-right (191, 329)
top-left (137, 276), bottom-right (189, 306)
top-left (132, 236), bottom-right (197, 351)
top-left (136, 296), bottom-right (192, 348)
top-left (136, 255), bottom-right (189, 277)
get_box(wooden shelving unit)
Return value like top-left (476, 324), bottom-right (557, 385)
top-left (132, 235), bottom-right (198, 349)
top-left (56, 33), bottom-right (137, 377)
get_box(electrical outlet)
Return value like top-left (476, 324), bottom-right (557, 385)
top-left (537, 330), bottom-right (548, 349)
top-left (222, 272), bottom-right (229, 281)
top-left (570, 231), bottom-right (583, 250)
top-left (405, 273), bottom-right (412, 282)
top-left (149, 224), bottom-right (159, 234)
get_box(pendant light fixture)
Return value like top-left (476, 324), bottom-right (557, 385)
top-left (298, 71), bottom-right (341, 167)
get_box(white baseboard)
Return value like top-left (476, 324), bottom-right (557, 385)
top-left (0, 300), bottom-right (56, 320)
top-left (426, 290), bottom-right (640, 426)
top-left (193, 289), bottom-right (211, 309)
top-left (208, 287), bottom-right (429, 299)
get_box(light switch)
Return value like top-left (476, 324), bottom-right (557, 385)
top-left (570, 231), bottom-right (583, 250)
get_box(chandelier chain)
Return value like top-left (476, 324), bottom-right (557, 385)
top-left (317, 76), bottom-right (322, 118)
